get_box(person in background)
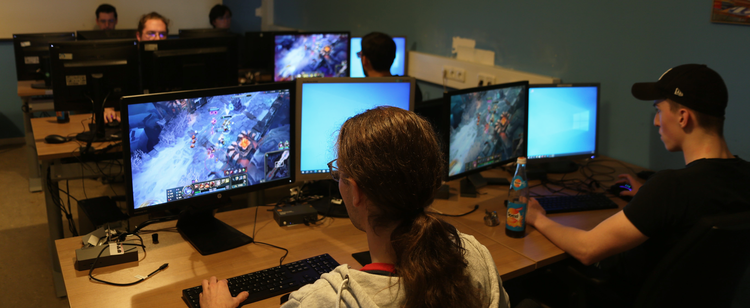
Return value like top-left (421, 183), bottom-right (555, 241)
top-left (199, 107), bottom-right (510, 308)
top-left (359, 32), bottom-right (422, 102)
top-left (95, 4), bottom-right (118, 30)
top-left (103, 12), bottom-right (170, 123)
top-left (209, 4), bottom-right (232, 29)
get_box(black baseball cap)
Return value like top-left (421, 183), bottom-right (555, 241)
top-left (631, 64), bottom-right (728, 118)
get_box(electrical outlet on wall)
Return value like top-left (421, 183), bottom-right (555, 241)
top-left (478, 73), bottom-right (497, 86)
top-left (443, 65), bottom-right (466, 83)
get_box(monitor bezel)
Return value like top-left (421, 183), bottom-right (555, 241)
top-left (294, 76), bottom-right (416, 183)
top-left (349, 35), bottom-right (408, 78)
top-left (272, 31), bottom-right (351, 82)
top-left (444, 80), bottom-right (530, 182)
top-left (121, 82), bottom-right (296, 216)
top-left (527, 83), bottom-right (600, 163)
top-left (75, 29), bottom-right (138, 40)
top-left (178, 28), bottom-right (232, 38)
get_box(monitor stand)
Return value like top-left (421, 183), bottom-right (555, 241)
top-left (460, 173), bottom-right (510, 198)
top-left (176, 197), bottom-right (253, 255)
top-left (311, 196), bottom-right (349, 218)
top-left (539, 160), bottom-right (579, 174)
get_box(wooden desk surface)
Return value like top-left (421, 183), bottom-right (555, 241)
top-left (31, 114), bottom-right (119, 161)
top-left (18, 80), bottom-right (52, 97)
top-left (431, 158), bottom-right (640, 267)
top-left (56, 206), bottom-right (534, 308)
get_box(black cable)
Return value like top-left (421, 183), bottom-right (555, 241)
top-left (433, 204), bottom-right (479, 217)
top-left (254, 241), bottom-right (288, 266)
top-left (46, 165), bottom-right (79, 236)
top-left (132, 216), bottom-right (179, 234)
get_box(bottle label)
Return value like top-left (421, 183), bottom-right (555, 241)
top-left (511, 176), bottom-right (527, 191)
top-left (506, 202), bottom-right (526, 232)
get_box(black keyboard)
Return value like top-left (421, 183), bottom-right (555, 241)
top-left (536, 193), bottom-right (619, 214)
top-left (182, 253), bottom-right (340, 308)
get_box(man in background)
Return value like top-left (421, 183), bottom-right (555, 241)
top-left (95, 4), bottom-right (118, 30)
top-left (209, 4), bottom-right (232, 29)
top-left (136, 12), bottom-right (169, 42)
top-left (359, 32), bottom-right (422, 102)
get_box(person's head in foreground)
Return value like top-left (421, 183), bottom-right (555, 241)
top-left (332, 106), bottom-right (484, 307)
top-left (137, 12), bottom-right (169, 42)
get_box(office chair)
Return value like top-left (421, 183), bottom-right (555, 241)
top-left (632, 208), bottom-right (750, 308)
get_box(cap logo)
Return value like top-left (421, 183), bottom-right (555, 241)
top-left (659, 68), bottom-right (673, 80)
top-left (674, 88), bottom-right (684, 97)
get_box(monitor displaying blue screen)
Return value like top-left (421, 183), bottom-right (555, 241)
top-left (299, 81), bottom-right (411, 175)
top-left (349, 37), bottom-right (406, 78)
top-left (527, 85), bottom-right (598, 159)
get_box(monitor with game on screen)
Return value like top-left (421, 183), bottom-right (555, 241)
top-left (274, 32), bottom-right (350, 81)
top-left (122, 83), bottom-right (295, 255)
top-left (349, 36), bottom-right (407, 78)
top-left (527, 83), bottom-right (599, 173)
top-left (446, 81), bottom-right (529, 197)
top-left (76, 29), bottom-right (137, 40)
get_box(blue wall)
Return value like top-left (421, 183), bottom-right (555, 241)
top-left (269, 0), bottom-right (750, 170)
top-left (0, 41), bottom-right (24, 139)
top-left (223, 0), bottom-right (262, 34)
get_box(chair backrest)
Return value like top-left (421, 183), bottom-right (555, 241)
top-left (633, 208), bottom-right (750, 308)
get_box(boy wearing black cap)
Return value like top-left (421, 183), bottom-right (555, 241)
top-left (525, 64), bottom-right (750, 300)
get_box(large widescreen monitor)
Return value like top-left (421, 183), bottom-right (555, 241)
top-left (295, 77), bottom-right (415, 183)
top-left (178, 28), bottom-right (230, 38)
top-left (49, 39), bottom-right (140, 142)
top-left (140, 36), bottom-right (239, 94)
top-left (446, 81), bottom-right (528, 195)
top-left (274, 32), bottom-right (350, 81)
top-left (122, 83), bottom-right (294, 255)
top-left (12, 32), bottom-right (76, 88)
top-left (527, 83), bottom-right (599, 173)
top-left (349, 36), bottom-right (407, 78)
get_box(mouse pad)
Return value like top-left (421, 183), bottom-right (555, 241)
top-left (352, 251), bottom-right (372, 266)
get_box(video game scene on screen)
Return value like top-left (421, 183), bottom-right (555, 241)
top-left (274, 33), bottom-right (348, 81)
top-left (448, 85), bottom-right (526, 177)
top-left (128, 90), bottom-right (291, 209)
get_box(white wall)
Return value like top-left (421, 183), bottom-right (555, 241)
top-left (1, 0), bottom-right (221, 38)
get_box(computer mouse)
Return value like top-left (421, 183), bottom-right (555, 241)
top-left (607, 184), bottom-right (634, 202)
top-left (44, 134), bottom-right (68, 144)
top-left (106, 120), bottom-right (121, 128)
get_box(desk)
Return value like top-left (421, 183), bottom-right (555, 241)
top-left (31, 113), bottom-right (120, 297)
top-left (18, 80), bottom-right (54, 192)
top-left (55, 207), bottom-right (533, 308)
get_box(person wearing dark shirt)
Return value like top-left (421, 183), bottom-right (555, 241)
top-left (95, 4), bottom-right (117, 30)
top-left (526, 64), bottom-right (750, 300)
top-left (359, 32), bottom-right (422, 103)
top-left (209, 4), bottom-right (232, 29)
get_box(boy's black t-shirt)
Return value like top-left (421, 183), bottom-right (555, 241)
top-left (608, 157), bottom-right (750, 295)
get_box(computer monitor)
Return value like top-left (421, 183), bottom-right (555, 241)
top-left (122, 82), bottom-right (295, 255)
top-left (178, 28), bottom-right (231, 38)
top-left (349, 36), bottom-right (407, 78)
top-left (140, 36), bottom-right (239, 94)
top-left (76, 29), bottom-right (137, 40)
top-left (527, 83), bottom-right (599, 173)
top-left (243, 31), bottom-right (299, 70)
top-left (274, 32), bottom-right (350, 81)
top-left (445, 81), bottom-right (529, 196)
top-left (48, 39), bottom-right (140, 142)
top-left (12, 32), bottom-right (76, 88)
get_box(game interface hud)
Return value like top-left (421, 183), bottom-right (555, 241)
top-left (274, 33), bottom-right (349, 81)
top-left (449, 85), bottom-right (526, 177)
top-left (128, 90), bottom-right (291, 209)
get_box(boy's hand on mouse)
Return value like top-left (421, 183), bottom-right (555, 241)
top-left (616, 174), bottom-right (642, 196)
top-left (103, 108), bottom-right (120, 123)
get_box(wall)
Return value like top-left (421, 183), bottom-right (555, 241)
top-left (269, 0), bottom-right (750, 170)
top-left (0, 42), bottom-right (23, 139)
top-left (223, 0), bottom-right (263, 34)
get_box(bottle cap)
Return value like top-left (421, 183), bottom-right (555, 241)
top-left (516, 157), bottom-right (527, 164)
